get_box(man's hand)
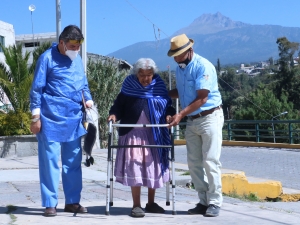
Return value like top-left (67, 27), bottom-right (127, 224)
top-left (86, 101), bottom-right (93, 108)
top-left (107, 114), bottom-right (116, 123)
top-left (168, 113), bottom-right (183, 128)
top-left (30, 119), bottom-right (41, 134)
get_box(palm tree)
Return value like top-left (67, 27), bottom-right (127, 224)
top-left (0, 42), bottom-right (51, 113)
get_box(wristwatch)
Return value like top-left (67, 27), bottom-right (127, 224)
top-left (31, 117), bottom-right (40, 123)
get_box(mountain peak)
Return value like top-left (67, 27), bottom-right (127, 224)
top-left (173, 12), bottom-right (250, 36)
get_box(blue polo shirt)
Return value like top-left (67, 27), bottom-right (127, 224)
top-left (175, 53), bottom-right (222, 116)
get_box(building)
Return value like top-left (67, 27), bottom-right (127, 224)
top-left (1, 19), bottom-right (131, 114)
top-left (237, 64), bottom-right (254, 74)
top-left (15, 32), bottom-right (56, 65)
top-left (15, 32), bottom-right (132, 70)
top-left (0, 20), bottom-right (15, 112)
top-left (0, 20), bottom-right (15, 65)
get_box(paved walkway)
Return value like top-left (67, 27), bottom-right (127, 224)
top-left (0, 147), bottom-right (300, 224)
top-left (174, 146), bottom-right (300, 190)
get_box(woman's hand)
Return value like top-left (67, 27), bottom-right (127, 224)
top-left (107, 114), bottom-right (116, 123)
top-left (166, 115), bottom-right (173, 124)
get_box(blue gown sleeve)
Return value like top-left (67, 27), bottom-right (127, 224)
top-left (82, 75), bottom-right (92, 102)
top-left (30, 55), bottom-right (47, 112)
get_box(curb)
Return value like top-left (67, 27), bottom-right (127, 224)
top-left (222, 171), bottom-right (282, 199)
top-left (174, 163), bottom-right (300, 201)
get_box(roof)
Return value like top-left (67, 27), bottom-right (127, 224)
top-left (87, 53), bottom-right (132, 71)
top-left (15, 32), bottom-right (56, 42)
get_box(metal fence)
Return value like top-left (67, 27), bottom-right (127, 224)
top-left (176, 120), bottom-right (300, 144)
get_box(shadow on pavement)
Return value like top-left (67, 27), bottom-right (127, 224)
top-left (0, 205), bottom-right (189, 218)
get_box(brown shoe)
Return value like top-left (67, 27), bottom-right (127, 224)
top-left (44, 207), bottom-right (57, 217)
top-left (64, 203), bottom-right (88, 213)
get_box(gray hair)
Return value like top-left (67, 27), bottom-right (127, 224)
top-left (131, 58), bottom-right (158, 75)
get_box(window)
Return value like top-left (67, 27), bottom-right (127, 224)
top-left (0, 36), bottom-right (5, 52)
top-left (24, 42), bottom-right (40, 48)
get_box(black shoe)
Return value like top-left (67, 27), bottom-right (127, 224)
top-left (188, 203), bottom-right (208, 215)
top-left (205, 204), bottom-right (220, 217)
top-left (145, 202), bottom-right (165, 213)
top-left (131, 207), bottom-right (145, 218)
top-left (64, 203), bottom-right (88, 213)
top-left (44, 207), bottom-right (57, 217)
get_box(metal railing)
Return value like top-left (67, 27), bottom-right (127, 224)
top-left (176, 120), bottom-right (300, 144)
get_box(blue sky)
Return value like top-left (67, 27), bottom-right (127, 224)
top-left (1, 0), bottom-right (300, 56)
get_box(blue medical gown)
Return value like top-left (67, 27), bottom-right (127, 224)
top-left (30, 43), bottom-right (93, 142)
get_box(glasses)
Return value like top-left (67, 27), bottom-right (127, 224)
top-left (68, 39), bottom-right (84, 44)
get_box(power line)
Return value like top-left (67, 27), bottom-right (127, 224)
top-left (218, 75), bottom-right (274, 118)
top-left (124, 0), bottom-right (169, 39)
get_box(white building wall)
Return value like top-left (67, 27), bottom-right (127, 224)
top-left (0, 20), bottom-right (15, 64)
top-left (15, 32), bottom-right (56, 65)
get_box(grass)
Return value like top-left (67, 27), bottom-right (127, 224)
top-left (6, 205), bottom-right (17, 225)
top-left (223, 190), bottom-right (263, 202)
top-left (175, 168), bottom-right (190, 176)
top-left (181, 171), bottom-right (191, 176)
top-left (175, 169), bottom-right (280, 203)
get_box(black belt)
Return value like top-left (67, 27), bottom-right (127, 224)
top-left (188, 105), bottom-right (222, 120)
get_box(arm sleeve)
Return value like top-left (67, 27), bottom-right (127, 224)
top-left (109, 92), bottom-right (125, 121)
top-left (82, 75), bottom-right (93, 104)
top-left (30, 55), bottom-right (47, 113)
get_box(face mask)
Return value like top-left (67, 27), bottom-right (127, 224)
top-left (177, 50), bottom-right (192, 68)
top-left (64, 42), bottom-right (79, 61)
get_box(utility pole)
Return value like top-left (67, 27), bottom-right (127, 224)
top-left (80, 0), bottom-right (87, 74)
top-left (56, 0), bottom-right (61, 43)
top-left (29, 4), bottom-right (36, 47)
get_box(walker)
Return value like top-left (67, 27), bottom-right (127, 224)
top-left (105, 121), bottom-right (177, 215)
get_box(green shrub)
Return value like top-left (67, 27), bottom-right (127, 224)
top-left (0, 111), bottom-right (31, 136)
top-left (87, 57), bottom-right (128, 148)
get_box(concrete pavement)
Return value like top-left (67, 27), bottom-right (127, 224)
top-left (1, 147), bottom-right (300, 224)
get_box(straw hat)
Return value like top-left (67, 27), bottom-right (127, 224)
top-left (167, 34), bottom-right (194, 57)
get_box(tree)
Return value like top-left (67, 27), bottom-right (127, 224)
top-left (86, 57), bottom-right (128, 148)
top-left (232, 86), bottom-right (299, 142)
top-left (0, 42), bottom-right (51, 135)
top-left (0, 42), bottom-right (51, 113)
top-left (219, 68), bottom-right (243, 119)
top-left (233, 87), bottom-right (297, 120)
top-left (276, 37), bottom-right (299, 70)
top-left (272, 37), bottom-right (300, 110)
top-left (268, 57), bottom-right (274, 66)
top-left (217, 58), bottom-right (221, 74)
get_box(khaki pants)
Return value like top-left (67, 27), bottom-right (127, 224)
top-left (185, 109), bottom-right (224, 207)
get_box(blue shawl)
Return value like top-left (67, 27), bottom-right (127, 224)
top-left (121, 74), bottom-right (171, 173)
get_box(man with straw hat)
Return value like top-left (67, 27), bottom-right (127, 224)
top-left (167, 34), bottom-right (224, 217)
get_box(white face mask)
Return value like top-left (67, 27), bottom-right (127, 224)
top-left (64, 42), bottom-right (79, 61)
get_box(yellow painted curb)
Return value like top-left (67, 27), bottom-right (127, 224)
top-left (174, 139), bottom-right (300, 201)
top-left (279, 194), bottom-right (300, 202)
top-left (221, 172), bottom-right (282, 199)
top-left (174, 140), bottom-right (186, 145)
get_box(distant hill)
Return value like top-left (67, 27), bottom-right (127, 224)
top-left (107, 12), bottom-right (300, 70)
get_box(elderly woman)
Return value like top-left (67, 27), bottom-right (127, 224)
top-left (107, 58), bottom-right (175, 218)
